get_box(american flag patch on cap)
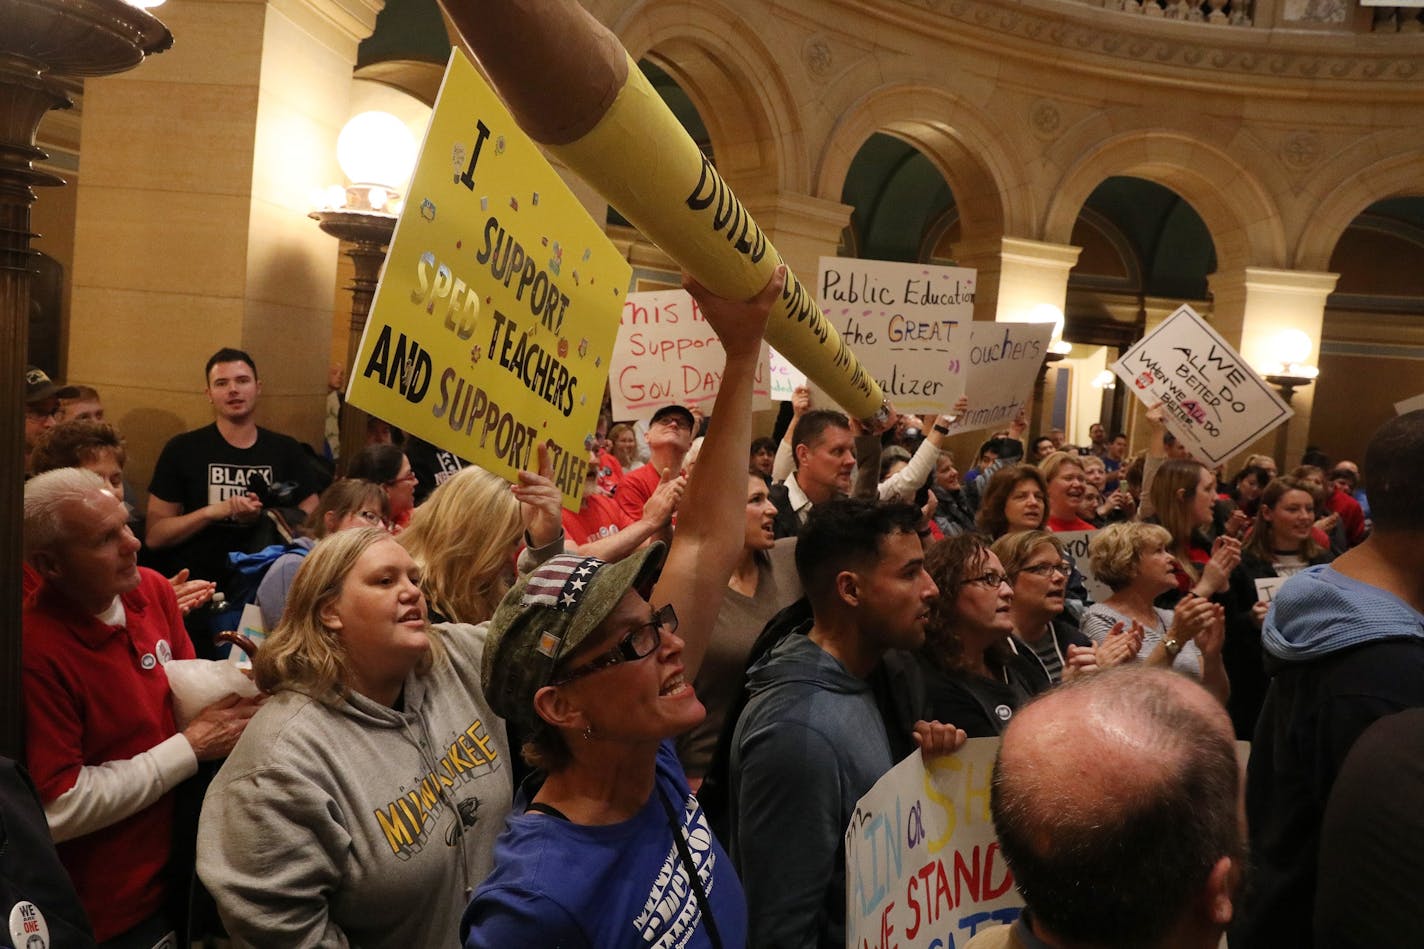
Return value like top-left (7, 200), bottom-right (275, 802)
top-left (522, 555), bottom-right (605, 612)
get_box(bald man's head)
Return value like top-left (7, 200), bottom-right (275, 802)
top-left (991, 667), bottom-right (1243, 949)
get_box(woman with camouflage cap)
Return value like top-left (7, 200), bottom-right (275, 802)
top-left (461, 270), bottom-right (783, 949)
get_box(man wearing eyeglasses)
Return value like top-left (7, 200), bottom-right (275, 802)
top-left (24, 365), bottom-right (62, 477)
top-left (615, 403), bottom-right (698, 521)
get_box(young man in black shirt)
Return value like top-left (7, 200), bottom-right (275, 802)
top-left (147, 348), bottom-right (319, 651)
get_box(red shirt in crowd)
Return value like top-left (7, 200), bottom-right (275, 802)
top-left (562, 493), bottom-right (632, 546)
top-left (614, 463), bottom-right (664, 521)
top-left (23, 568), bottom-right (196, 940)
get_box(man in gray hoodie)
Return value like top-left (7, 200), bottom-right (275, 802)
top-left (729, 497), bottom-right (945, 949)
top-left (1233, 409), bottom-right (1424, 949)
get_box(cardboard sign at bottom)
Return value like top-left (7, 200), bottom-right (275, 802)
top-left (846, 739), bottom-right (1022, 948)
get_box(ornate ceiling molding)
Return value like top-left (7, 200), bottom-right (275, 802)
top-left (886, 0), bottom-right (1424, 86)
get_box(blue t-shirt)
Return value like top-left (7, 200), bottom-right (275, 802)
top-left (461, 740), bottom-right (745, 948)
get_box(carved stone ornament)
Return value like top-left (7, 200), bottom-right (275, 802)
top-left (1281, 130), bottom-right (1321, 171)
top-left (1031, 100), bottom-right (1062, 137)
top-left (891, 0), bottom-right (1424, 83)
top-left (804, 37), bottom-right (834, 79)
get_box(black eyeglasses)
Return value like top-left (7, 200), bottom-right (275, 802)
top-left (963, 571), bottom-right (1010, 589)
top-left (550, 604), bottom-right (678, 685)
top-left (1018, 561), bottom-right (1073, 579)
top-left (354, 509), bottom-right (391, 529)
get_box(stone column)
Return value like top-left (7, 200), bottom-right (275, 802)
top-left (65, 0), bottom-right (382, 492)
top-left (1207, 266), bottom-right (1339, 469)
top-left (743, 192), bottom-right (853, 286)
top-left (950, 236), bottom-right (1081, 324)
top-left (0, 0), bottom-right (172, 759)
top-left (951, 236), bottom-right (1082, 437)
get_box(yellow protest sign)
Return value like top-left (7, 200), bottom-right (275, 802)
top-left (347, 48), bottom-right (631, 508)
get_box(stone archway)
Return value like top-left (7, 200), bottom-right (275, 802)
top-left (1043, 130), bottom-right (1287, 273)
top-left (815, 84), bottom-right (1027, 246)
top-left (1295, 149), bottom-right (1424, 271)
top-left (612, 0), bottom-right (806, 196)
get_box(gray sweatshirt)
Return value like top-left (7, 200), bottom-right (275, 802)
top-left (197, 621), bottom-right (512, 948)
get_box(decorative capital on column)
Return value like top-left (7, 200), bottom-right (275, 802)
top-left (952, 236), bottom-right (1081, 272)
top-left (270, 0), bottom-right (386, 61)
top-left (742, 192), bottom-right (853, 244)
top-left (950, 235), bottom-right (1083, 324)
top-left (1207, 267), bottom-right (1338, 378)
top-left (1207, 266), bottom-right (1339, 302)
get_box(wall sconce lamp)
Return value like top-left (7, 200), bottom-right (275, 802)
top-left (310, 111), bottom-right (418, 466)
top-left (1026, 303), bottom-right (1073, 360)
top-left (1261, 328), bottom-right (1319, 403)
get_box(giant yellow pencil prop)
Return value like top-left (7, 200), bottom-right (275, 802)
top-left (437, 0), bottom-right (889, 425)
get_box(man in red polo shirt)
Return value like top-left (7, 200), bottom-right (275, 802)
top-left (615, 404), bottom-right (696, 520)
top-left (23, 468), bottom-right (261, 945)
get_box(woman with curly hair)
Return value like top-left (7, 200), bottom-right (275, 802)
top-left (917, 533), bottom-right (1051, 736)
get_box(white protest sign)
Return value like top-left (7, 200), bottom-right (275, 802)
top-left (846, 739), bottom-right (1021, 949)
top-left (942, 322), bottom-right (1055, 436)
top-left (768, 346), bottom-right (806, 402)
top-left (609, 289), bottom-right (769, 419)
top-left (1053, 530), bottom-right (1112, 603)
top-left (1111, 305), bottom-right (1292, 466)
top-left (1395, 392), bottom-right (1424, 416)
top-left (1254, 575), bottom-right (1287, 605)
top-left (817, 256), bottom-right (973, 414)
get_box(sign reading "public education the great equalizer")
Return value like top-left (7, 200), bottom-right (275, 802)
top-left (347, 48), bottom-right (631, 509)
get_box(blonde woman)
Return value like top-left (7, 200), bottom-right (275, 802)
top-left (198, 460), bottom-right (564, 947)
top-left (1039, 451), bottom-right (1096, 532)
top-left (1082, 522), bottom-right (1229, 704)
top-left (608, 422), bottom-right (643, 473)
top-left (399, 463), bottom-right (560, 625)
top-left (989, 530), bottom-right (1099, 685)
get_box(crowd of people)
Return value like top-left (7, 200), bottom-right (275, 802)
top-left (15, 280), bottom-right (1424, 948)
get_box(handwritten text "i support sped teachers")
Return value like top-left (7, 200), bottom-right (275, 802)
top-left (346, 48), bottom-right (630, 509)
top-left (817, 257), bottom-right (976, 415)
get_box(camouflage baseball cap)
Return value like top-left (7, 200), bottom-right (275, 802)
top-left (482, 542), bottom-right (667, 729)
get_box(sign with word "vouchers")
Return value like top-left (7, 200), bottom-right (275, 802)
top-left (817, 257), bottom-right (975, 415)
top-left (1111, 305), bottom-right (1292, 467)
top-left (846, 739), bottom-right (1022, 949)
top-left (347, 48), bottom-right (630, 508)
top-left (942, 322), bottom-right (1056, 437)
